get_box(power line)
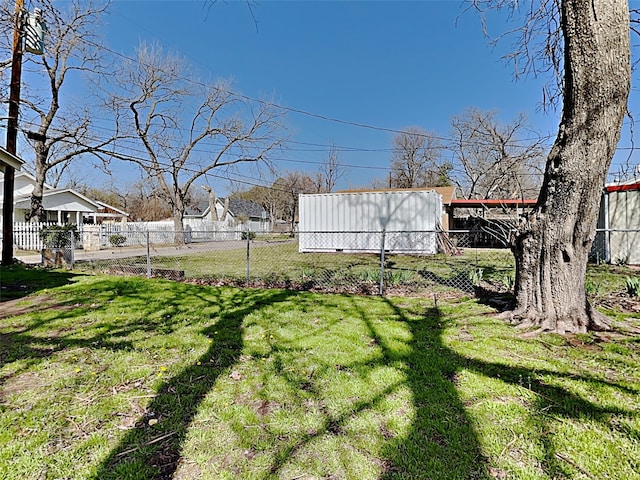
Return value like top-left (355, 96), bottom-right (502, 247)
top-left (74, 35), bottom-right (562, 147)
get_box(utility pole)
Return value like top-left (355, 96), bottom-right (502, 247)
top-left (1, 0), bottom-right (24, 266)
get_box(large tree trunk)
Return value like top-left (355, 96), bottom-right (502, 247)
top-left (510, 0), bottom-right (630, 333)
top-left (173, 212), bottom-right (186, 245)
top-left (27, 147), bottom-right (49, 223)
top-left (172, 194), bottom-right (186, 245)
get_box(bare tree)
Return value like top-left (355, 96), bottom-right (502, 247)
top-left (472, 0), bottom-right (631, 333)
top-left (314, 143), bottom-right (345, 192)
top-left (449, 108), bottom-right (545, 200)
top-left (103, 42), bottom-right (286, 243)
top-left (389, 127), bottom-right (450, 188)
top-left (0, 0), bottom-right (111, 222)
top-left (123, 181), bottom-right (171, 222)
top-left (201, 185), bottom-right (220, 221)
top-left (281, 171), bottom-right (316, 233)
top-left (234, 172), bottom-right (316, 232)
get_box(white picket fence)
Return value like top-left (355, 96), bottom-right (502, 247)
top-left (13, 222), bottom-right (71, 250)
top-left (13, 221), bottom-right (243, 251)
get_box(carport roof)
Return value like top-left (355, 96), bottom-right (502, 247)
top-left (450, 198), bottom-right (537, 208)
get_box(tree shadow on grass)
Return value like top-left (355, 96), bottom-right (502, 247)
top-left (0, 277), bottom-right (215, 376)
top-left (0, 273), bottom-right (296, 479)
top-left (255, 295), bottom-right (488, 480)
top-left (0, 264), bottom-right (78, 302)
top-left (373, 300), bottom-right (489, 479)
top-left (380, 298), bottom-right (640, 479)
top-left (92, 287), bottom-right (295, 480)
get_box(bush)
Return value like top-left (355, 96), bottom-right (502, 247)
top-left (40, 224), bottom-right (79, 249)
top-left (241, 231), bottom-right (256, 241)
top-left (109, 234), bottom-right (127, 247)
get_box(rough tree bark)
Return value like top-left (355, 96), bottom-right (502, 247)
top-left (510, 0), bottom-right (631, 333)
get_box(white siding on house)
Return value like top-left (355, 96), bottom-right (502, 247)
top-left (41, 191), bottom-right (96, 212)
top-left (13, 175), bottom-right (36, 197)
top-left (299, 190), bottom-right (443, 254)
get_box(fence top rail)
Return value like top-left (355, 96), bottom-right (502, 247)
top-left (297, 230), bottom-right (495, 234)
top-left (595, 228), bottom-right (640, 233)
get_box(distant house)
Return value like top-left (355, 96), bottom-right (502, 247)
top-left (87, 201), bottom-right (129, 224)
top-left (449, 197), bottom-right (538, 247)
top-left (593, 179), bottom-right (640, 264)
top-left (0, 171), bottom-right (100, 225)
top-left (184, 197), bottom-right (269, 232)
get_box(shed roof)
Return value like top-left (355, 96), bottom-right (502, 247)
top-left (334, 186), bottom-right (457, 205)
top-left (605, 179), bottom-right (640, 193)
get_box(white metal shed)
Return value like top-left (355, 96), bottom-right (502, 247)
top-left (298, 189), bottom-right (443, 254)
top-left (594, 180), bottom-right (640, 264)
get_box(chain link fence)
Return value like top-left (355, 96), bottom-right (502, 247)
top-left (20, 227), bottom-right (639, 296)
top-left (591, 229), bottom-right (640, 265)
top-left (32, 229), bottom-right (513, 296)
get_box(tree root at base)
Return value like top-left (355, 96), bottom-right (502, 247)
top-left (496, 304), bottom-right (612, 334)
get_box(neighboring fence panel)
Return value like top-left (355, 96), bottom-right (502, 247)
top-left (14, 222), bottom-right (85, 250)
top-left (14, 222), bottom-right (47, 250)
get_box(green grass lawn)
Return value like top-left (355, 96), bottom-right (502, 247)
top-left (0, 265), bottom-right (639, 479)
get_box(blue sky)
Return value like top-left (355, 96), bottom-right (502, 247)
top-left (92, 1), bottom-right (637, 193)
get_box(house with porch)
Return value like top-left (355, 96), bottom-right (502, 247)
top-left (0, 147), bottom-right (25, 260)
top-left (0, 171), bottom-right (100, 225)
top-left (86, 201), bottom-right (129, 224)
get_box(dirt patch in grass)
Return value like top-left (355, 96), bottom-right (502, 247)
top-left (0, 294), bottom-right (75, 320)
top-left (596, 293), bottom-right (640, 315)
top-left (1, 371), bottom-right (47, 398)
top-left (173, 460), bottom-right (202, 480)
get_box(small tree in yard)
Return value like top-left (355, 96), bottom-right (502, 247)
top-left (102, 43), bottom-right (286, 244)
top-left (473, 0), bottom-right (632, 333)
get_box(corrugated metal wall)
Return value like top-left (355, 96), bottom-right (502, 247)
top-left (609, 189), bottom-right (640, 264)
top-left (299, 190), bottom-right (443, 254)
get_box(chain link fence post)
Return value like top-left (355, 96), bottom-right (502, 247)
top-left (69, 230), bottom-right (75, 269)
top-left (146, 231), bottom-right (151, 278)
top-left (379, 229), bottom-right (386, 296)
top-left (246, 225), bottom-right (251, 287)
